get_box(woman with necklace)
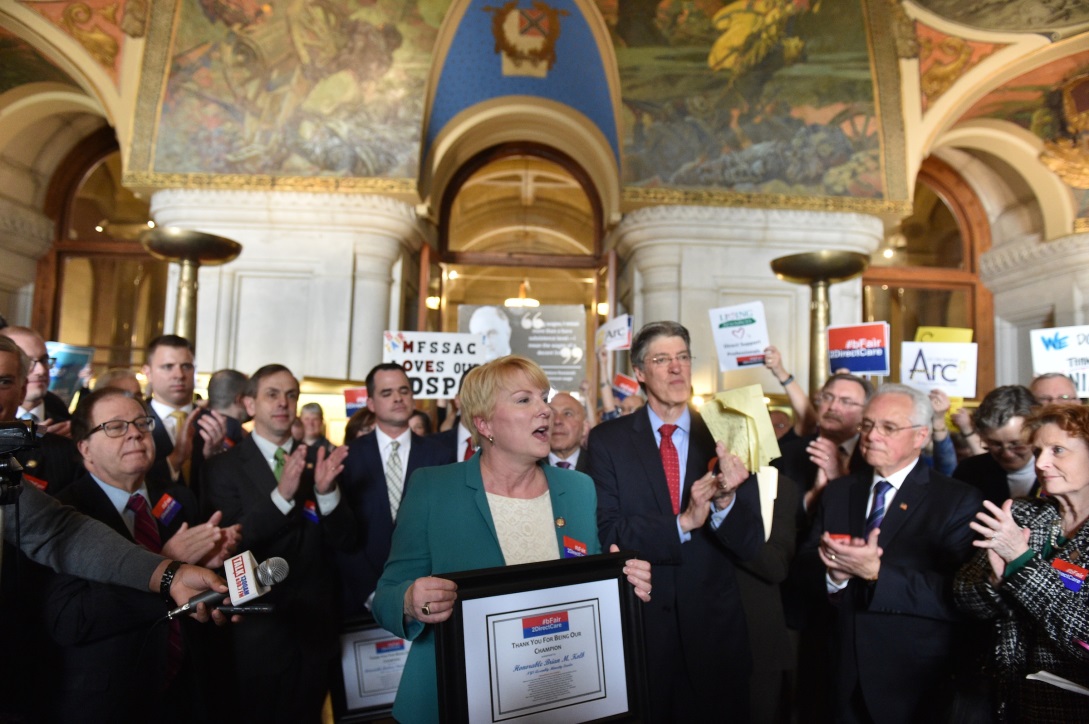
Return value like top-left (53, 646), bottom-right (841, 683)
top-left (955, 403), bottom-right (1089, 722)
top-left (372, 356), bottom-right (653, 723)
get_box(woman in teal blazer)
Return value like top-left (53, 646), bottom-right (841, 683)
top-left (372, 356), bottom-right (651, 723)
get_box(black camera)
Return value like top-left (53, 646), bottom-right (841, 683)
top-left (0, 421), bottom-right (39, 506)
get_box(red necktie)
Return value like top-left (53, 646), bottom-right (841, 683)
top-left (464, 440), bottom-right (474, 461)
top-left (659, 424), bottom-right (681, 515)
top-left (127, 494), bottom-right (182, 685)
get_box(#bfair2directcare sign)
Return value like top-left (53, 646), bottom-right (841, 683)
top-left (827, 323), bottom-right (890, 376)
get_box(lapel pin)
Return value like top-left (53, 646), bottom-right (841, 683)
top-left (555, 517), bottom-right (565, 528)
top-left (899, 503), bottom-right (908, 511)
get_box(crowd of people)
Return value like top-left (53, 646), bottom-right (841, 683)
top-left (1, 319), bottom-right (1087, 723)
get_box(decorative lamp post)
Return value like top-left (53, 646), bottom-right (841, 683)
top-left (140, 227), bottom-right (242, 343)
top-left (770, 250), bottom-right (869, 395)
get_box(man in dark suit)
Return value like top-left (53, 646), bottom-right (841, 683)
top-left (588, 321), bottom-right (764, 721)
top-left (40, 387), bottom-right (239, 723)
top-left (953, 384), bottom-right (1039, 507)
top-left (143, 335), bottom-right (227, 503)
top-left (0, 326), bottom-right (73, 437)
top-left (337, 363), bottom-right (452, 617)
top-left (203, 364), bottom-right (353, 724)
top-left (802, 384), bottom-right (982, 723)
top-left (547, 391), bottom-right (591, 472)
top-left (773, 372), bottom-right (874, 516)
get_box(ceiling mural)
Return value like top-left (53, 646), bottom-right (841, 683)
top-left (0, 25), bottom-right (80, 93)
top-left (148, 0), bottom-right (440, 178)
top-left (962, 51), bottom-right (1089, 219)
top-left (915, 22), bottom-right (1001, 113)
top-left (595, 0), bottom-right (888, 200)
top-left (130, 0), bottom-right (897, 204)
top-left (913, 0), bottom-right (1089, 35)
top-left (19, 0), bottom-right (137, 84)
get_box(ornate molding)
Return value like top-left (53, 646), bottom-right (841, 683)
top-left (981, 233), bottom-right (1089, 289)
top-left (0, 198), bottom-right (54, 259)
top-left (622, 185), bottom-right (909, 216)
top-left (124, 171), bottom-right (417, 196)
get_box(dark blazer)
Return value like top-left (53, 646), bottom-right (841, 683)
top-left (372, 458), bottom-right (601, 723)
top-left (773, 432), bottom-right (870, 500)
top-left (335, 430), bottom-right (454, 617)
top-left (147, 403), bottom-right (210, 505)
top-left (42, 474), bottom-right (200, 724)
top-left (43, 391), bottom-right (72, 422)
top-left (549, 447), bottom-right (590, 473)
top-left (203, 435), bottom-right (356, 724)
top-left (432, 425), bottom-right (468, 462)
top-left (588, 406), bottom-right (763, 720)
top-left (16, 431), bottom-right (82, 497)
top-left (952, 451), bottom-right (1039, 508)
top-left (799, 461), bottom-right (983, 723)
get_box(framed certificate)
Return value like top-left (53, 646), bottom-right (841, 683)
top-left (334, 615), bottom-right (413, 722)
top-left (434, 552), bottom-right (646, 723)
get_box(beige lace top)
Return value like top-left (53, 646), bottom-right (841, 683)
top-left (486, 489), bottom-right (560, 565)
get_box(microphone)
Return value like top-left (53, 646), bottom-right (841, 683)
top-left (167, 553), bottom-right (289, 619)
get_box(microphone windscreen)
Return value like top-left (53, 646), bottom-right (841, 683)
top-left (257, 557), bottom-right (290, 586)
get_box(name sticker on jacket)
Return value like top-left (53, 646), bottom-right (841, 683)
top-left (1052, 558), bottom-right (1087, 592)
top-left (563, 535), bottom-right (587, 558)
top-left (303, 499), bottom-right (320, 524)
top-left (152, 494), bottom-right (181, 525)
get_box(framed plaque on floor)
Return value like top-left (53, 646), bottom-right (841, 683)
top-left (434, 551), bottom-right (647, 724)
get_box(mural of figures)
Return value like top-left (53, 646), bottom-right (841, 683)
top-left (154, 0), bottom-right (440, 177)
top-left (595, 0), bottom-right (884, 198)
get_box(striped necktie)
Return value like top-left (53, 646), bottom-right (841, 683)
top-left (387, 440), bottom-right (404, 521)
top-left (865, 480), bottom-right (893, 538)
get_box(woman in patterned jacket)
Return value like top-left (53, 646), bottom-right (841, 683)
top-left (955, 403), bottom-right (1089, 722)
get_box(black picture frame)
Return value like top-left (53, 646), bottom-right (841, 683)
top-left (434, 551), bottom-right (646, 724)
top-left (332, 613), bottom-right (410, 723)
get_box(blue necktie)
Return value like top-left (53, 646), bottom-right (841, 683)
top-left (864, 480), bottom-right (893, 538)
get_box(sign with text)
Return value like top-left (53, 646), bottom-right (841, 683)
top-left (1030, 325), bottom-right (1089, 396)
top-left (709, 301), bottom-right (770, 371)
top-left (458, 305), bottom-right (587, 391)
top-left (382, 332), bottom-right (486, 399)
top-left (900, 342), bottom-right (978, 398)
top-left (595, 314), bottom-right (632, 351)
top-left (827, 322), bottom-right (890, 375)
top-left (344, 388), bottom-right (368, 416)
top-left (613, 373), bottom-right (639, 399)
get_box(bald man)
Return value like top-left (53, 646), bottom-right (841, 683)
top-left (547, 392), bottom-right (592, 472)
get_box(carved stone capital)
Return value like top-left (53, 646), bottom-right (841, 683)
top-left (0, 197), bottom-right (54, 260)
top-left (981, 233), bottom-right (1089, 292)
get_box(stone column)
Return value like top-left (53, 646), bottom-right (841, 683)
top-left (0, 197), bottom-right (53, 325)
top-left (150, 189), bottom-right (427, 380)
top-left (611, 206), bottom-right (882, 397)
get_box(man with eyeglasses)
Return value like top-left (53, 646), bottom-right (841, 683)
top-left (0, 326), bottom-right (72, 437)
top-left (589, 320), bottom-right (763, 721)
top-left (1029, 372), bottom-right (1080, 407)
top-left (800, 384), bottom-right (982, 723)
top-left (773, 373), bottom-right (875, 516)
top-left (952, 385), bottom-right (1039, 508)
top-left (36, 386), bottom-right (240, 722)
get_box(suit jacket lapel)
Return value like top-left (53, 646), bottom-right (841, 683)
top-left (150, 406), bottom-right (174, 457)
top-left (464, 457), bottom-right (502, 559)
top-left (848, 476), bottom-right (870, 538)
top-left (632, 408), bottom-right (674, 515)
top-left (875, 460), bottom-right (928, 547)
top-left (80, 477), bottom-right (136, 541)
top-left (239, 436), bottom-right (278, 496)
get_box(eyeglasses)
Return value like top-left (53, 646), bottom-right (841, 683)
top-left (858, 420), bottom-right (922, 437)
top-left (1035, 395), bottom-right (1078, 404)
top-left (820, 392), bottom-right (864, 409)
top-left (89, 416), bottom-right (156, 438)
top-left (31, 355), bottom-right (56, 369)
top-left (646, 353), bottom-right (693, 368)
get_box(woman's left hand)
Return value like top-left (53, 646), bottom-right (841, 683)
top-left (611, 544), bottom-right (652, 602)
top-left (970, 499), bottom-right (1032, 566)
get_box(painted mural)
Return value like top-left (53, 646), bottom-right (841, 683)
top-left (915, 0), bottom-right (1089, 34)
top-left (153, 0), bottom-right (442, 177)
top-left (20, 0), bottom-right (135, 84)
top-left (962, 50), bottom-right (1089, 219)
top-left (0, 27), bottom-right (79, 94)
top-left (595, 0), bottom-right (883, 198)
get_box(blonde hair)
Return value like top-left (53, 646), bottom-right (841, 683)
top-left (460, 356), bottom-right (550, 448)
